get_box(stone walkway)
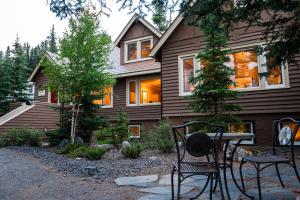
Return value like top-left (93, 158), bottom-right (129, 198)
top-left (114, 164), bottom-right (300, 200)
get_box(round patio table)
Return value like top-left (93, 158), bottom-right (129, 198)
top-left (206, 133), bottom-right (256, 200)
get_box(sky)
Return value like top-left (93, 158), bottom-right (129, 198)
top-left (0, 0), bottom-right (138, 52)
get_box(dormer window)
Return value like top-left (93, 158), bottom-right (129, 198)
top-left (125, 36), bottom-right (153, 63)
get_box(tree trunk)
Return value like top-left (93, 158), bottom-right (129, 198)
top-left (70, 103), bottom-right (76, 144)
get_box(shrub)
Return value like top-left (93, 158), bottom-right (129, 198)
top-left (59, 144), bottom-right (105, 160)
top-left (84, 147), bottom-right (106, 160)
top-left (46, 129), bottom-right (69, 146)
top-left (157, 138), bottom-right (174, 153)
top-left (0, 128), bottom-right (43, 147)
top-left (121, 143), bottom-right (143, 159)
top-left (59, 143), bottom-right (85, 154)
top-left (113, 109), bottom-right (129, 145)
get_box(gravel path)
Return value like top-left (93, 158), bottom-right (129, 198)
top-left (0, 148), bottom-right (140, 200)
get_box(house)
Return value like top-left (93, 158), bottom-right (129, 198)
top-left (149, 15), bottom-right (300, 145)
top-left (1, 13), bottom-right (300, 145)
top-left (0, 14), bottom-right (163, 138)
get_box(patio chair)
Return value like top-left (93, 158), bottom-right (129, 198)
top-left (171, 121), bottom-right (226, 200)
top-left (239, 117), bottom-right (300, 200)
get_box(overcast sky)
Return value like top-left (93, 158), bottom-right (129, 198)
top-left (0, 0), bottom-right (139, 52)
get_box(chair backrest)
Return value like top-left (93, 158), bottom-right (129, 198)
top-left (273, 117), bottom-right (300, 155)
top-left (172, 121), bottom-right (224, 164)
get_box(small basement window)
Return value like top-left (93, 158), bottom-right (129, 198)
top-left (228, 121), bottom-right (255, 145)
top-left (129, 125), bottom-right (141, 138)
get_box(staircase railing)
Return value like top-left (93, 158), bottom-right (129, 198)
top-left (0, 103), bottom-right (35, 126)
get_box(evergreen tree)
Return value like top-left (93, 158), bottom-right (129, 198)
top-left (188, 8), bottom-right (242, 125)
top-left (151, 0), bottom-right (169, 32)
top-left (0, 47), bottom-right (12, 112)
top-left (47, 25), bottom-right (58, 53)
top-left (9, 36), bottom-right (29, 102)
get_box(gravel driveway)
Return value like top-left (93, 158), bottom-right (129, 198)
top-left (0, 148), bottom-right (139, 200)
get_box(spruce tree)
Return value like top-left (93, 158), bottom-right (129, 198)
top-left (9, 36), bottom-right (29, 102)
top-left (188, 11), bottom-right (242, 125)
top-left (0, 47), bottom-right (12, 112)
top-left (47, 25), bottom-right (58, 53)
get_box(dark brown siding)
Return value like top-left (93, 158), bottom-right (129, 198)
top-left (160, 21), bottom-right (300, 117)
top-left (97, 74), bottom-right (162, 121)
top-left (120, 21), bottom-right (159, 65)
top-left (0, 102), bottom-right (59, 133)
top-left (33, 69), bottom-right (49, 103)
top-left (9, 102), bottom-right (22, 111)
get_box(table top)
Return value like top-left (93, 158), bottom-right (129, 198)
top-left (206, 133), bottom-right (255, 140)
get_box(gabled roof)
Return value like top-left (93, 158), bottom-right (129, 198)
top-left (114, 13), bottom-right (162, 47)
top-left (150, 14), bottom-right (184, 58)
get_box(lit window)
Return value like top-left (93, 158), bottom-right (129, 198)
top-left (129, 81), bottom-right (137, 105)
top-left (93, 87), bottom-right (113, 107)
top-left (50, 91), bottom-right (58, 104)
top-left (183, 58), bottom-right (194, 93)
top-left (125, 37), bottom-right (153, 63)
top-left (127, 42), bottom-right (137, 61)
top-left (129, 125), bottom-right (141, 138)
top-left (127, 78), bottom-right (161, 106)
top-left (227, 51), bottom-right (259, 89)
top-left (140, 79), bottom-right (161, 104)
top-left (266, 57), bottom-right (285, 87)
top-left (141, 40), bottom-right (151, 59)
top-left (278, 122), bottom-right (300, 145)
top-left (228, 121), bottom-right (255, 144)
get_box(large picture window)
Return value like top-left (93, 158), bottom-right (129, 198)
top-left (127, 78), bottom-right (161, 106)
top-left (125, 36), bottom-right (153, 63)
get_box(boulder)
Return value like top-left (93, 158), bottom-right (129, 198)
top-left (74, 136), bottom-right (84, 144)
top-left (58, 139), bottom-right (69, 148)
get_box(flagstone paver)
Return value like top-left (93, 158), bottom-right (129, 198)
top-left (114, 175), bottom-right (158, 187)
top-left (138, 185), bottom-right (195, 195)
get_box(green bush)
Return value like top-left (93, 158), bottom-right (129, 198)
top-left (46, 129), bottom-right (70, 146)
top-left (113, 109), bottom-right (129, 145)
top-left (0, 128), bottom-right (43, 147)
top-left (59, 144), bottom-right (105, 160)
top-left (157, 138), bottom-right (174, 153)
top-left (121, 143), bottom-right (143, 159)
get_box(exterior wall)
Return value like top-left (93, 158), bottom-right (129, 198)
top-left (33, 68), bottom-right (49, 103)
top-left (98, 73), bottom-right (162, 123)
top-left (160, 21), bottom-right (300, 117)
top-left (9, 102), bottom-right (22, 111)
top-left (0, 102), bottom-right (59, 133)
top-left (119, 21), bottom-right (160, 65)
top-left (168, 113), bottom-right (300, 146)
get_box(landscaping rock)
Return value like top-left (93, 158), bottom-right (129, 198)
top-left (122, 141), bottom-right (131, 148)
top-left (114, 175), bottom-right (158, 187)
top-left (138, 194), bottom-right (170, 200)
top-left (94, 144), bottom-right (114, 151)
top-left (58, 139), bottom-right (69, 148)
top-left (138, 186), bottom-right (194, 195)
top-left (74, 136), bottom-right (84, 144)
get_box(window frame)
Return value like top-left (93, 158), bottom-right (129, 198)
top-left (101, 87), bottom-right (114, 108)
top-left (178, 54), bottom-right (200, 96)
top-left (126, 77), bottom-right (161, 107)
top-left (228, 120), bottom-right (256, 145)
top-left (128, 125), bottom-right (141, 138)
top-left (124, 36), bottom-right (153, 63)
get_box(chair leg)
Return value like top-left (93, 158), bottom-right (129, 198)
top-left (177, 173), bottom-right (181, 200)
top-left (292, 159), bottom-right (300, 184)
top-left (217, 171), bottom-right (225, 200)
top-left (239, 159), bottom-right (246, 191)
top-left (223, 166), bottom-right (231, 200)
top-left (213, 174), bottom-right (218, 192)
top-left (210, 175), bottom-right (213, 200)
top-left (275, 164), bottom-right (285, 188)
top-left (171, 168), bottom-right (175, 200)
top-left (256, 165), bottom-right (262, 200)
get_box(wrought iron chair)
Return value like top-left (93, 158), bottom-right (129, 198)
top-left (171, 121), bottom-right (226, 200)
top-left (239, 117), bottom-right (300, 200)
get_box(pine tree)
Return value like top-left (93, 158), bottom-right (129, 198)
top-left (188, 11), bottom-right (242, 125)
top-left (47, 25), bottom-right (58, 53)
top-left (0, 47), bottom-right (12, 112)
top-left (9, 36), bottom-right (29, 102)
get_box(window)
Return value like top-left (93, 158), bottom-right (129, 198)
top-left (49, 91), bottom-right (58, 104)
top-left (266, 57), bottom-right (286, 88)
top-left (129, 125), bottom-right (141, 138)
top-left (140, 79), bottom-right (161, 104)
top-left (278, 122), bottom-right (300, 146)
top-left (127, 78), bottom-right (161, 106)
top-left (228, 121), bottom-right (255, 144)
top-left (227, 51), bottom-right (260, 89)
top-left (93, 87), bottom-right (113, 108)
top-left (179, 55), bottom-right (199, 96)
top-left (125, 36), bottom-right (153, 63)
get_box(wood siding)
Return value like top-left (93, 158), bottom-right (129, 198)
top-left (97, 74), bottom-right (162, 121)
top-left (160, 21), bottom-right (300, 117)
top-left (120, 21), bottom-right (159, 65)
top-left (0, 102), bottom-right (59, 133)
top-left (33, 69), bottom-right (49, 103)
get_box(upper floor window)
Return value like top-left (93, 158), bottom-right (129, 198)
top-left (178, 47), bottom-right (289, 96)
top-left (127, 78), bottom-right (161, 106)
top-left (125, 36), bottom-right (153, 63)
top-left (93, 87), bottom-right (113, 108)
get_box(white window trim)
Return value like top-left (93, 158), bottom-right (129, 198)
top-left (126, 77), bottom-right (161, 107)
top-left (228, 121), bottom-right (255, 145)
top-left (178, 47), bottom-right (290, 96)
top-left (101, 87), bottom-right (113, 108)
top-left (128, 125), bottom-right (141, 138)
top-left (124, 36), bottom-right (153, 63)
top-left (178, 54), bottom-right (200, 96)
